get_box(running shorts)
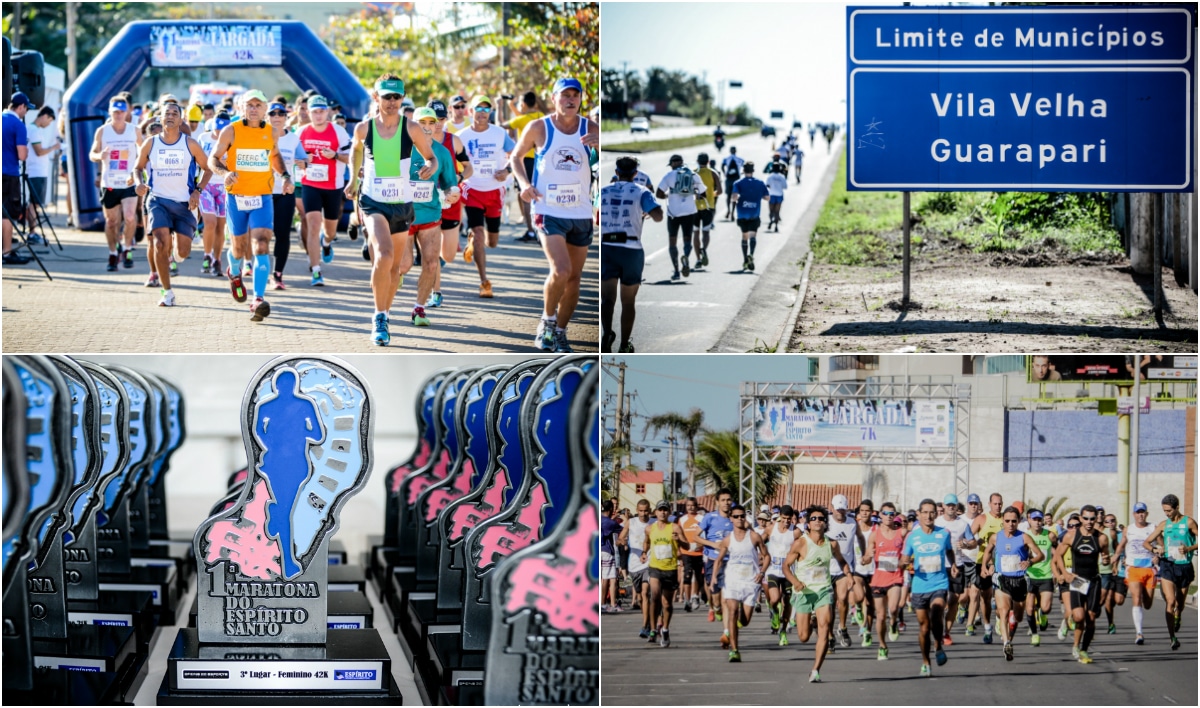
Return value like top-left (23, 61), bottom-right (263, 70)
top-left (972, 563), bottom-right (992, 591)
top-left (909, 589), bottom-right (948, 610)
top-left (601, 246), bottom-right (644, 286)
top-left (696, 208), bottom-right (715, 231)
top-left (1125, 566), bottom-right (1157, 594)
top-left (724, 580), bottom-right (761, 606)
top-left (948, 568), bottom-right (966, 595)
top-left (961, 561), bottom-right (979, 590)
top-left (766, 574), bottom-right (788, 593)
top-left (360, 195), bottom-right (414, 236)
top-left (1112, 576), bottom-right (1128, 596)
top-left (703, 557), bottom-right (725, 592)
top-left (1100, 574), bottom-right (1116, 591)
top-left (871, 583), bottom-right (901, 599)
top-left (464, 185), bottom-right (503, 219)
top-left (301, 185), bottom-right (344, 221)
top-left (102, 185), bottom-right (137, 210)
top-left (681, 554), bottom-right (704, 585)
top-left (409, 221), bottom-right (441, 236)
top-left (666, 213), bottom-right (697, 240)
top-left (649, 567), bottom-right (679, 592)
top-left (441, 195), bottom-right (462, 223)
top-left (200, 183), bottom-right (227, 217)
top-left (736, 218), bottom-right (761, 233)
top-left (853, 571), bottom-right (873, 584)
top-left (25, 176), bottom-right (47, 206)
top-left (227, 193), bottom-right (274, 234)
top-left (1057, 581), bottom-right (1071, 596)
top-left (600, 551), bottom-right (617, 580)
top-left (768, 195), bottom-right (783, 205)
top-left (629, 568), bottom-right (649, 594)
top-left (998, 575), bottom-right (1028, 603)
top-left (1159, 561), bottom-right (1195, 589)
top-left (145, 195), bottom-right (197, 238)
top-left (536, 215), bottom-right (593, 248)
top-left (1025, 577), bottom-right (1055, 597)
top-left (1069, 577), bottom-right (1102, 614)
top-left (791, 585), bottom-right (832, 615)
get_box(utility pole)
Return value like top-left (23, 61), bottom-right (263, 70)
top-left (11, 3), bottom-right (21, 50)
top-left (65, 2), bottom-right (77, 82)
top-left (667, 434), bottom-right (676, 502)
top-left (500, 2), bottom-right (511, 124)
top-left (1129, 368), bottom-right (1141, 527)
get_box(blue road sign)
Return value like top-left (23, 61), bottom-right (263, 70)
top-left (846, 5), bottom-right (1195, 192)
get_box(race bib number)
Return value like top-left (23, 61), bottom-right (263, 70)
top-left (236, 148), bottom-right (270, 172)
top-left (1070, 576), bottom-right (1090, 594)
top-left (688, 542), bottom-right (700, 552)
top-left (305, 163), bottom-right (329, 182)
top-left (234, 195), bottom-right (263, 211)
top-left (1000, 554), bottom-right (1021, 574)
top-left (652, 544), bottom-right (673, 561)
top-left (546, 182), bottom-right (583, 206)
top-left (802, 566), bottom-right (827, 585)
top-left (727, 564), bottom-right (754, 582)
top-left (877, 554), bottom-right (899, 573)
top-left (409, 180), bottom-right (434, 203)
top-left (918, 555), bottom-right (942, 574)
top-left (1168, 543), bottom-right (1186, 561)
top-left (769, 557), bottom-right (783, 573)
top-left (155, 148), bottom-right (186, 171)
top-left (473, 160), bottom-right (495, 177)
top-left (292, 164), bottom-right (305, 182)
top-left (371, 177), bottom-right (405, 203)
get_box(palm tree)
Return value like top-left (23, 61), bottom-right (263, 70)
top-left (1026, 495), bottom-right (1076, 523)
top-left (644, 408), bottom-right (705, 499)
top-left (601, 438), bottom-right (629, 502)
top-left (693, 429), bottom-right (788, 508)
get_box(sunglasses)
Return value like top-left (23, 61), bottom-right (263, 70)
top-left (881, 511), bottom-right (896, 516)
top-left (269, 111), bottom-right (287, 116)
top-left (381, 93), bottom-right (403, 101)
top-left (1081, 516), bottom-right (1096, 521)
top-left (808, 516), bottom-right (827, 522)
top-left (474, 106), bottom-right (492, 113)
top-left (1068, 523), bottom-right (1080, 529)
top-left (1104, 519), bottom-right (1116, 524)
top-left (730, 514), bottom-right (746, 519)
top-left (1004, 519), bottom-right (1020, 523)
top-left (452, 104), bottom-right (467, 109)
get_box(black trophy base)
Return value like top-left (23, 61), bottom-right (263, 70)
top-left (157, 628), bottom-right (401, 705)
top-left (33, 623), bottom-right (140, 674)
top-left (423, 632), bottom-right (485, 706)
top-left (385, 570), bottom-right (435, 662)
top-left (99, 565), bottom-right (180, 625)
top-left (328, 563), bottom-right (367, 593)
top-left (362, 534), bottom-right (383, 570)
top-left (69, 590), bottom-right (160, 650)
top-left (188, 591), bottom-right (374, 630)
top-left (135, 541), bottom-right (195, 594)
top-left (4, 641), bottom-right (147, 705)
top-left (328, 539), bottom-right (349, 566)
top-left (369, 546), bottom-right (411, 600)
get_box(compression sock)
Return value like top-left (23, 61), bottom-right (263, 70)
top-left (741, 239), bottom-right (749, 258)
top-left (668, 245), bottom-right (679, 272)
top-left (253, 254), bottom-right (270, 298)
top-left (749, 236), bottom-right (757, 255)
top-left (1027, 614), bottom-right (1039, 634)
top-left (1133, 605), bottom-right (1144, 634)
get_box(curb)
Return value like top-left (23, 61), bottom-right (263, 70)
top-left (777, 250), bottom-right (813, 353)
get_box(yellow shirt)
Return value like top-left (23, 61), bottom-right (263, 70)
top-left (507, 110), bottom-right (545, 159)
top-left (695, 166), bottom-right (721, 211)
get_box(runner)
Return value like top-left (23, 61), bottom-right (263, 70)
top-left (1054, 513), bottom-right (1081, 642)
top-left (446, 94), bottom-right (471, 134)
top-left (862, 501), bottom-right (907, 660)
top-left (207, 89), bottom-right (290, 322)
top-left (730, 163), bottom-right (769, 272)
top-left (404, 107), bottom-right (461, 330)
top-left (764, 163), bottom-right (788, 232)
top-left (900, 498), bottom-right (958, 677)
top-left (600, 156), bottom-right (661, 354)
top-left (267, 101), bottom-right (307, 289)
top-left (458, 95), bottom-right (515, 299)
top-left (655, 154), bottom-right (704, 280)
top-left (935, 493), bottom-right (976, 643)
top-left (980, 505), bottom-right (1044, 661)
top-left (1022, 508), bottom-right (1057, 647)
top-left (600, 500), bottom-right (621, 613)
top-left (501, 91), bottom-right (544, 242)
top-left (1143, 493), bottom-right (1196, 651)
top-left (698, 488), bottom-right (736, 629)
top-left (510, 76), bottom-right (597, 353)
top-left (618, 499), bottom-right (655, 641)
top-left (1107, 513), bottom-right (1129, 636)
top-left (970, 492), bottom-right (1005, 644)
top-left (719, 147), bottom-right (744, 220)
top-left (1053, 504), bottom-right (1111, 663)
top-left (343, 76), bottom-right (440, 345)
top-left (424, 99), bottom-right (473, 310)
top-left (1098, 509), bottom-right (1120, 634)
top-left (1114, 501), bottom-right (1157, 645)
top-left (782, 505), bottom-right (852, 682)
top-left (792, 146), bottom-right (805, 183)
top-left (298, 94), bottom-right (351, 286)
top-left (825, 494), bottom-right (865, 650)
top-left (644, 500), bottom-right (688, 648)
top-left (131, 102), bottom-right (211, 307)
top-left (852, 498), bottom-right (877, 645)
top-left (763, 505), bottom-right (797, 644)
top-left (710, 504), bottom-right (769, 662)
top-left (196, 113), bottom-right (231, 277)
top-left (692, 153), bottom-right (721, 269)
top-left (678, 497), bottom-right (707, 613)
top-left (89, 96), bottom-right (140, 271)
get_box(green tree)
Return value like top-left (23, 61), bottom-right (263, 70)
top-left (643, 408), bottom-right (705, 499)
top-left (1025, 495), bottom-right (1076, 524)
top-left (693, 429), bottom-right (787, 507)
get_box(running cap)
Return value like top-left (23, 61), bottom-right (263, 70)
top-left (757, 512), bottom-right (770, 522)
top-left (655, 500), bottom-right (670, 511)
top-left (268, 102), bottom-right (288, 114)
top-left (614, 156), bottom-right (639, 174)
top-left (943, 493), bottom-right (959, 506)
top-left (108, 98), bottom-right (128, 111)
top-left (760, 504), bottom-right (770, 513)
top-left (771, 513), bottom-right (781, 521)
top-left (450, 94), bottom-right (467, 105)
top-left (469, 95), bottom-right (492, 109)
top-left (158, 93), bottom-right (180, 104)
top-left (374, 77), bottom-right (405, 95)
top-left (10, 92), bottom-right (34, 108)
top-left (213, 114), bottom-right (232, 132)
top-left (306, 95), bottom-right (329, 109)
top-left (427, 99), bottom-right (448, 118)
top-left (413, 107), bottom-right (438, 122)
top-left (242, 89), bottom-right (268, 105)
top-left (967, 493), bottom-right (982, 504)
top-left (1133, 502), bottom-right (1148, 513)
top-left (1029, 510), bottom-right (1044, 520)
top-left (187, 104), bottom-right (203, 121)
top-left (552, 77), bottom-right (583, 94)
top-left (832, 494), bottom-right (849, 510)
top-left (667, 154), bottom-right (684, 165)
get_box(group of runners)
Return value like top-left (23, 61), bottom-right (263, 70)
top-left (599, 134), bottom-right (805, 354)
top-left (600, 489), bottom-right (1196, 681)
top-left (86, 75), bottom-right (597, 350)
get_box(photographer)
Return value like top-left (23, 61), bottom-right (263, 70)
top-left (3, 92), bottom-right (33, 265)
top-left (25, 106), bottom-right (60, 242)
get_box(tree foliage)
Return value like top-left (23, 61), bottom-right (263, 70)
top-left (643, 408), bottom-right (705, 498)
top-left (693, 429), bottom-right (787, 506)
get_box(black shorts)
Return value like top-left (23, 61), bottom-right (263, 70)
top-left (972, 563), bottom-right (992, 591)
top-left (766, 575), bottom-right (788, 593)
top-left (3, 174), bottom-right (23, 220)
top-left (440, 218), bottom-right (460, 231)
top-left (1159, 561), bottom-right (1196, 589)
top-left (736, 218), bottom-right (761, 233)
top-left (649, 567), bottom-right (679, 591)
top-left (1112, 577), bottom-right (1128, 596)
top-left (301, 185), bottom-right (344, 221)
top-left (1099, 574), bottom-right (1116, 591)
top-left (948, 568), bottom-right (966, 595)
top-left (1069, 577), bottom-right (1103, 614)
top-left (359, 195), bottom-right (414, 235)
top-left (666, 213), bottom-right (697, 240)
top-left (102, 185), bottom-right (138, 210)
top-left (853, 572), bottom-right (873, 584)
top-left (465, 206), bottom-right (501, 233)
top-left (681, 554), bottom-right (704, 584)
top-left (910, 589), bottom-right (947, 610)
top-left (997, 575), bottom-right (1028, 603)
top-left (271, 193), bottom-right (296, 239)
top-left (1026, 577), bottom-right (1055, 597)
top-left (697, 208), bottom-right (715, 230)
top-left (1057, 581), bottom-right (1072, 596)
top-left (871, 584), bottom-right (901, 599)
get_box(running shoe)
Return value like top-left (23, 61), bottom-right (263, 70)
top-left (898, 620), bottom-right (907, 633)
top-left (362, 242), bottom-right (372, 261)
top-left (983, 628), bottom-right (993, 645)
top-left (681, 255), bottom-right (690, 277)
top-left (1171, 637), bottom-right (1180, 651)
top-left (720, 632), bottom-right (730, 649)
top-left (747, 254), bottom-right (755, 271)
top-left (228, 274), bottom-right (247, 303)
top-left (1068, 617), bottom-right (1076, 631)
top-left (242, 261), bottom-right (252, 278)
top-left (936, 648), bottom-right (948, 666)
top-left (700, 249), bottom-right (709, 267)
top-left (426, 291), bottom-right (443, 308)
top-left (535, 319), bottom-right (556, 351)
top-left (554, 329), bottom-right (573, 353)
top-left (741, 257), bottom-right (749, 271)
top-left (250, 298), bottom-right (270, 322)
top-left (638, 626), bottom-right (650, 639)
top-left (708, 608), bottom-right (715, 623)
top-left (1004, 641), bottom-right (1014, 661)
top-left (889, 623), bottom-right (899, 642)
top-left (957, 606), bottom-right (966, 624)
top-left (145, 272), bottom-right (161, 288)
top-left (855, 607), bottom-right (864, 626)
top-left (311, 269), bottom-right (325, 287)
top-left (1058, 621), bottom-right (1069, 641)
top-left (966, 625), bottom-right (976, 637)
top-left (1135, 634), bottom-right (1144, 646)
top-left (715, 611), bottom-right (723, 622)
top-left (201, 254), bottom-right (213, 274)
top-left (646, 629), bottom-right (656, 643)
top-left (659, 630), bottom-right (670, 648)
top-left (683, 599), bottom-right (693, 614)
top-left (770, 612), bottom-right (781, 632)
top-left (372, 313), bottom-right (390, 346)
top-left (1108, 623), bottom-right (1116, 635)
top-left (942, 632), bottom-right (952, 646)
top-left (1077, 650), bottom-right (1092, 664)
top-left (1071, 646), bottom-right (1080, 660)
top-left (123, 248), bottom-right (134, 268)
top-left (602, 330), bottom-right (617, 354)
top-left (728, 650), bottom-right (740, 663)
top-left (920, 664), bottom-right (932, 678)
top-left (463, 239), bottom-right (475, 263)
top-left (838, 628), bottom-right (851, 648)
top-left (321, 237), bottom-right (333, 264)
top-left (168, 259), bottom-right (178, 277)
top-left (273, 271), bottom-right (286, 290)
top-left (877, 647), bottom-right (888, 660)
top-left (1031, 634), bottom-right (1041, 646)
top-left (411, 306), bottom-right (430, 327)
top-left (779, 632), bottom-right (789, 647)
top-left (808, 670), bottom-right (820, 683)
top-left (158, 290), bottom-right (176, 307)
top-left (479, 280), bottom-right (493, 298)
top-left (1174, 611), bottom-right (1182, 632)
top-left (862, 632), bottom-right (873, 647)
top-left (348, 223), bottom-right (359, 241)
top-left (107, 253), bottom-right (119, 272)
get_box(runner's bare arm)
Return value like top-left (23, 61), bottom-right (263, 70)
top-left (830, 542), bottom-right (852, 576)
top-left (131, 137), bottom-right (154, 196)
top-left (344, 122), bottom-right (368, 199)
top-left (209, 125), bottom-right (238, 188)
top-left (510, 120), bottom-right (545, 198)
top-left (89, 126), bottom-right (106, 162)
top-left (711, 537), bottom-right (730, 584)
top-left (1142, 522), bottom-right (1165, 555)
top-left (860, 530), bottom-right (876, 565)
top-left (1054, 529), bottom-right (1076, 581)
top-left (187, 137), bottom-right (214, 192)
top-left (980, 534), bottom-right (997, 576)
top-left (452, 134), bottom-right (473, 181)
top-left (406, 120), bottom-right (438, 180)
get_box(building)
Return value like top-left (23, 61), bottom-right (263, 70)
top-left (617, 469), bottom-right (664, 514)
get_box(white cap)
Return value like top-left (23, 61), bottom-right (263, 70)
top-left (760, 504), bottom-right (770, 513)
top-left (832, 494), bottom-right (849, 510)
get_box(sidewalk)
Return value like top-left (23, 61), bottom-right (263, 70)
top-left (2, 199), bottom-right (597, 353)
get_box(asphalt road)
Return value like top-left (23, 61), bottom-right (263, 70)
top-left (600, 131), bottom-right (841, 352)
top-left (602, 596), bottom-right (1198, 705)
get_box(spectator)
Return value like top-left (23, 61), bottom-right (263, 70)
top-left (25, 106), bottom-right (60, 241)
top-left (3, 92), bottom-right (33, 265)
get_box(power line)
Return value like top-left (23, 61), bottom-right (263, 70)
top-left (622, 365), bottom-right (740, 391)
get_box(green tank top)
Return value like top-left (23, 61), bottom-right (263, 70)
top-left (366, 117), bottom-right (407, 178)
top-left (1026, 528), bottom-right (1054, 580)
top-left (791, 534), bottom-right (833, 592)
top-left (647, 522), bottom-right (679, 572)
top-left (1164, 515), bottom-right (1196, 565)
top-left (1098, 529), bottom-right (1116, 574)
top-left (976, 514), bottom-right (1003, 563)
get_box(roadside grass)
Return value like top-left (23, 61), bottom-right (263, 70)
top-left (604, 128), bottom-right (756, 154)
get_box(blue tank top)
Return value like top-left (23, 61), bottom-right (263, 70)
top-left (995, 529), bottom-right (1029, 577)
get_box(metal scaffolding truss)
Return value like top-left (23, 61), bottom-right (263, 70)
top-left (739, 380), bottom-right (973, 508)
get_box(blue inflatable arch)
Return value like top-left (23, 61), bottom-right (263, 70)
top-left (64, 21), bottom-right (371, 231)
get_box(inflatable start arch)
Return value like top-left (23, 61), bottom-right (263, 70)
top-left (64, 21), bottom-right (371, 231)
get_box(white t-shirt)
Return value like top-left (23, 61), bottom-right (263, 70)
top-left (935, 515), bottom-right (974, 567)
top-left (766, 173), bottom-right (788, 198)
top-left (657, 167), bottom-right (704, 217)
top-left (626, 516), bottom-right (651, 573)
top-left (458, 124), bottom-right (515, 193)
top-left (25, 123), bottom-right (57, 178)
